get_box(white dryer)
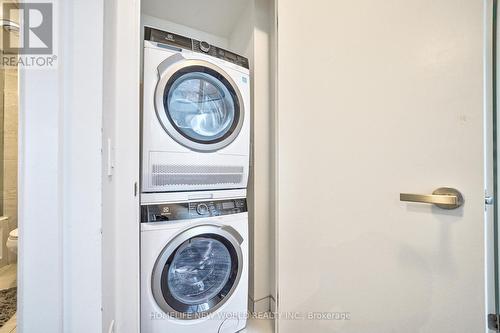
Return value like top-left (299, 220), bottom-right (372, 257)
top-left (142, 27), bottom-right (251, 193)
top-left (140, 190), bottom-right (248, 333)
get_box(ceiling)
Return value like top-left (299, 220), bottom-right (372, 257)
top-left (141, 0), bottom-right (250, 38)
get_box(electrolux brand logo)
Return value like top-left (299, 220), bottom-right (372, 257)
top-left (2, 1), bottom-right (57, 68)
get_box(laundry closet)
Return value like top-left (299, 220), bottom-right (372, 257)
top-left (17, 0), bottom-right (492, 332)
top-left (102, 1), bottom-right (276, 332)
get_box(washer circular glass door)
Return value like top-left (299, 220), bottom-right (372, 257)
top-left (155, 59), bottom-right (244, 152)
top-left (151, 225), bottom-right (243, 319)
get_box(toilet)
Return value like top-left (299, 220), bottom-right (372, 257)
top-left (6, 228), bottom-right (18, 260)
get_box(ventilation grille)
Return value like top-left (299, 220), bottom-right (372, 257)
top-left (151, 164), bottom-right (244, 186)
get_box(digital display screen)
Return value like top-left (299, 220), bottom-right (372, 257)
top-left (222, 201), bottom-right (235, 209)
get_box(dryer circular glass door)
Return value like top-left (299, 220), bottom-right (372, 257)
top-left (155, 59), bottom-right (245, 152)
top-left (151, 225), bottom-right (243, 319)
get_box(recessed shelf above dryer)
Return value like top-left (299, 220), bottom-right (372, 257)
top-left (140, 0), bottom-right (254, 56)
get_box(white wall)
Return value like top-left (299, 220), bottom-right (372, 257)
top-left (61, 0), bottom-right (104, 331)
top-left (229, 0), bottom-right (275, 313)
top-left (102, 0), bottom-right (141, 333)
top-left (19, 0), bottom-right (103, 332)
top-left (228, 1), bottom-right (254, 57)
top-left (19, 26), bottom-right (63, 333)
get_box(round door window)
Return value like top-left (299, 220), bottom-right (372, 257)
top-left (155, 62), bottom-right (244, 152)
top-left (165, 70), bottom-right (238, 143)
top-left (155, 233), bottom-right (241, 318)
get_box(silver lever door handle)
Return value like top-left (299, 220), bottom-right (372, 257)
top-left (400, 187), bottom-right (464, 210)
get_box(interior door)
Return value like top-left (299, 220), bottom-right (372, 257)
top-left (276, 1), bottom-right (489, 332)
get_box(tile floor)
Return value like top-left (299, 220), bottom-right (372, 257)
top-left (241, 318), bottom-right (274, 333)
top-left (0, 265), bottom-right (16, 291)
top-left (0, 264), bottom-right (16, 333)
top-left (0, 314), bottom-right (15, 333)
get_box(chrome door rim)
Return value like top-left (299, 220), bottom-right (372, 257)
top-left (151, 224), bottom-right (244, 320)
top-left (154, 54), bottom-right (245, 152)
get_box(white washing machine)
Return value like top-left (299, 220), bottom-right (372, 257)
top-left (142, 27), bottom-right (251, 193)
top-left (141, 190), bottom-right (248, 333)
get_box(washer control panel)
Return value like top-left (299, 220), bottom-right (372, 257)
top-left (141, 198), bottom-right (247, 223)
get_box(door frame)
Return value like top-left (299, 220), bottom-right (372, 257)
top-left (488, 0), bottom-right (499, 331)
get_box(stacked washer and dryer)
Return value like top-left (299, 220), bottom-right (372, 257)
top-left (140, 27), bottom-right (251, 333)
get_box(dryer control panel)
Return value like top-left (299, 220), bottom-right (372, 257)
top-left (144, 26), bottom-right (250, 69)
top-left (141, 198), bottom-right (247, 223)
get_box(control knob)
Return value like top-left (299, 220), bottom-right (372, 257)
top-left (196, 203), bottom-right (209, 215)
top-left (199, 41), bottom-right (211, 53)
